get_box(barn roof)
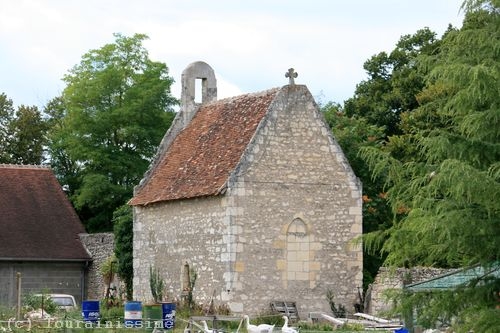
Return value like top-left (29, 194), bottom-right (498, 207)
top-left (0, 165), bottom-right (91, 261)
top-left (129, 88), bottom-right (279, 206)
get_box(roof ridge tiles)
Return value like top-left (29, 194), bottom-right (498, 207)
top-left (202, 87), bottom-right (281, 106)
top-left (0, 164), bottom-right (50, 169)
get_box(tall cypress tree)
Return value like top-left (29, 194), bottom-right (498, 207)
top-left (361, 1), bottom-right (500, 330)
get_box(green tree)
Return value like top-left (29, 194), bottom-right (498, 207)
top-left (48, 33), bottom-right (177, 231)
top-left (45, 96), bottom-right (82, 195)
top-left (323, 102), bottom-right (390, 289)
top-left (360, 1), bottom-right (500, 330)
top-left (0, 93), bottom-right (15, 163)
top-left (0, 93), bottom-right (47, 164)
top-left (113, 204), bottom-right (133, 300)
top-left (344, 28), bottom-right (440, 137)
top-left (7, 105), bottom-right (47, 164)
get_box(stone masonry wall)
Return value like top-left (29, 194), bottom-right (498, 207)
top-left (366, 267), bottom-right (458, 316)
top-left (80, 233), bottom-right (117, 300)
top-left (222, 85), bottom-right (362, 315)
top-left (133, 196), bottom-right (229, 305)
top-left (133, 85), bottom-right (362, 316)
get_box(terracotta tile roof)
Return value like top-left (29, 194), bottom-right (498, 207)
top-left (0, 165), bottom-right (91, 260)
top-left (130, 88), bottom-right (279, 206)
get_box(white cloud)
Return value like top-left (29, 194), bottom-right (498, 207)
top-left (0, 0), bottom-right (464, 108)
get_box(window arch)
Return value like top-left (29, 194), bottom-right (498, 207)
top-left (287, 218), bottom-right (307, 237)
top-left (277, 216), bottom-right (321, 289)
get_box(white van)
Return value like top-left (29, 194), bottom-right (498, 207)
top-left (34, 294), bottom-right (77, 311)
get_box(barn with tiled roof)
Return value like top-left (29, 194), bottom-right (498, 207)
top-left (0, 165), bottom-right (91, 306)
top-left (131, 61), bottom-right (362, 315)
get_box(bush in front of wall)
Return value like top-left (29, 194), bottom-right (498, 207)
top-left (326, 289), bottom-right (346, 318)
top-left (149, 265), bottom-right (165, 303)
top-left (100, 255), bottom-right (118, 285)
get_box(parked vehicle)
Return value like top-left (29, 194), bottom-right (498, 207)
top-left (34, 294), bottom-right (77, 311)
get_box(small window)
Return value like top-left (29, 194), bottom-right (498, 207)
top-left (182, 262), bottom-right (191, 292)
top-left (195, 79), bottom-right (203, 103)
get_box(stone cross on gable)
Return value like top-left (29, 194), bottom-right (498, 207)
top-left (285, 68), bottom-right (298, 85)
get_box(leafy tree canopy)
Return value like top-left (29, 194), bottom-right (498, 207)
top-left (0, 93), bottom-right (47, 164)
top-left (323, 102), bottom-right (390, 289)
top-left (359, 1), bottom-right (499, 330)
top-left (113, 204), bottom-right (133, 300)
top-left (344, 27), bottom-right (441, 137)
top-left (48, 33), bottom-right (177, 232)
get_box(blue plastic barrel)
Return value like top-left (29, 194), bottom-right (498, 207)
top-left (82, 300), bottom-right (100, 323)
top-left (162, 303), bottom-right (176, 329)
top-left (394, 329), bottom-right (409, 333)
top-left (124, 301), bottom-right (142, 327)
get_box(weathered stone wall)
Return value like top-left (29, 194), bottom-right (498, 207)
top-left (222, 85), bottom-right (362, 315)
top-left (133, 197), bottom-right (228, 304)
top-left (80, 233), bottom-right (117, 300)
top-left (366, 267), bottom-right (458, 316)
top-left (133, 85), bottom-right (362, 316)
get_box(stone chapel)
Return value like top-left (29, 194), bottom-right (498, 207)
top-left (130, 61), bottom-right (362, 315)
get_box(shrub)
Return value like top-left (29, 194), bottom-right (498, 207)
top-left (0, 305), bottom-right (15, 320)
top-left (149, 265), bottom-right (165, 303)
top-left (99, 304), bottom-right (124, 323)
top-left (100, 255), bottom-right (118, 284)
top-left (326, 289), bottom-right (346, 318)
top-left (23, 292), bottom-right (58, 315)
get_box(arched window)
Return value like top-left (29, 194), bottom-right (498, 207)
top-left (287, 218), bottom-right (307, 237)
top-left (286, 218), bottom-right (310, 281)
top-left (277, 217), bottom-right (321, 289)
top-left (182, 262), bottom-right (190, 293)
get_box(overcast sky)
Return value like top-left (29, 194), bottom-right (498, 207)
top-left (0, 0), bottom-right (465, 109)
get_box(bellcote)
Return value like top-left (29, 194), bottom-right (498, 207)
top-left (181, 61), bottom-right (217, 125)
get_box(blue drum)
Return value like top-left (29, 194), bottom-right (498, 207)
top-left (124, 301), bottom-right (142, 327)
top-left (82, 300), bottom-right (100, 323)
top-left (162, 303), bottom-right (176, 329)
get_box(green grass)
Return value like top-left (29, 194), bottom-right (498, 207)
top-left (0, 317), bottom-right (390, 333)
top-left (0, 304), bottom-right (388, 332)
